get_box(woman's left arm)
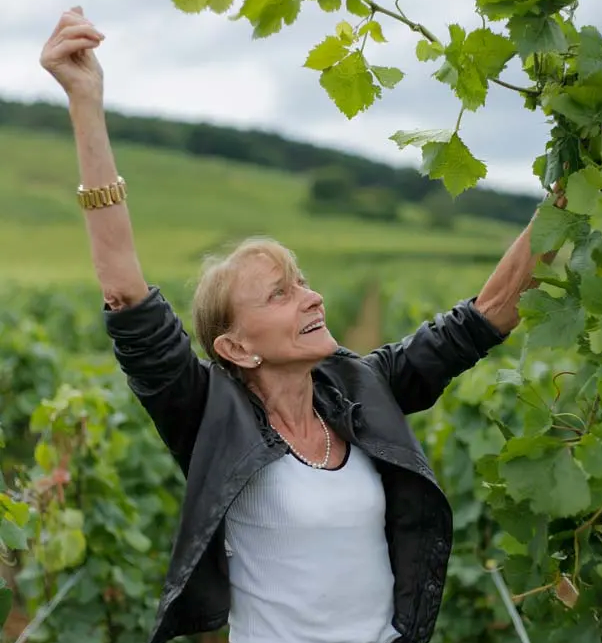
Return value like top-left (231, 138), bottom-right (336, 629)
top-left (363, 191), bottom-right (566, 414)
top-left (475, 188), bottom-right (566, 333)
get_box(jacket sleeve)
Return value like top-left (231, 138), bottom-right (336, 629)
top-left (362, 297), bottom-right (508, 415)
top-left (104, 286), bottom-right (208, 469)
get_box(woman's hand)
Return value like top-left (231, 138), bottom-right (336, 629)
top-left (40, 6), bottom-right (105, 103)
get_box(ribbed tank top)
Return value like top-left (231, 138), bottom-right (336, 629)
top-left (224, 444), bottom-right (399, 643)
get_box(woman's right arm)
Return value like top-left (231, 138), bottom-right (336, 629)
top-left (40, 8), bottom-right (207, 471)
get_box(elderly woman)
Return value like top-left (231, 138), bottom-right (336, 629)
top-left (41, 8), bottom-right (558, 643)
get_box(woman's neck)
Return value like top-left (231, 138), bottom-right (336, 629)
top-left (248, 367), bottom-right (316, 439)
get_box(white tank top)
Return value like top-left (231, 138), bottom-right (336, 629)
top-left (224, 444), bottom-right (400, 643)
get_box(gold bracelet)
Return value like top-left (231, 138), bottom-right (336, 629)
top-left (77, 176), bottom-right (127, 210)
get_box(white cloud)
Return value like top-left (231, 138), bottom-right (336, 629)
top-left (1, 0), bottom-right (600, 196)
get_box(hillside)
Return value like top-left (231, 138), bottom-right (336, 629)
top-left (0, 125), bottom-right (521, 302)
top-left (0, 97), bottom-right (542, 225)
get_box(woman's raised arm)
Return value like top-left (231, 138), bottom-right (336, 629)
top-left (39, 8), bottom-right (208, 472)
top-left (40, 6), bottom-right (147, 308)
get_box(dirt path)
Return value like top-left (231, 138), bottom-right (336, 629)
top-left (343, 282), bottom-right (382, 355)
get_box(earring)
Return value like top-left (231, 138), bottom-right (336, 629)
top-left (252, 355), bottom-right (262, 366)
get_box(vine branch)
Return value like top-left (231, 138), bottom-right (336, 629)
top-left (367, 0), bottom-right (540, 96)
top-left (573, 506), bottom-right (602, 584)
top-left (367, 0), bottom-right (441, 44)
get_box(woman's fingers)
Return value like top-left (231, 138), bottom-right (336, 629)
top-left (51, 37), bottom-right (101, 61)
top-left (58, 23), bottom-right (104, 43)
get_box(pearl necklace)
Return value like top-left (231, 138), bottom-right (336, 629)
top-left (271, 408), bottom-right (331, 469)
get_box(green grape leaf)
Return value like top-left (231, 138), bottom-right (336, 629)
top-left (579, 271), bottom-right (602, 314)
top-left (547, 92), bottom-right (599, 130)
top-left (318, 0), bottom-right (341, 10)
top-left (500, 448), bottom-right (591, 517)
top-left (336, 21), bottom-right (355, 46)
top-left (371, 66), bottom-right (404, 89)
top-left (34, 441), bottom-right (58, 473)
top-left (358, 20), bottom-right (387, 43)
top-left (345, 0), bottom-right (371, 17)
top-left (496, 368), bottom-right (524, 386)
top-left (172, 0), bottom-right (209, 12)
top-left (500, 435), bottom-right (560, 462)
top-left (319, 51), bottom-right (381, 119)
top-left (416, 39), bottom-right (444, 62)
top-left (476, 0), bottom-right (539, 20)
top-left (0, 495), bottom-right (29, 528)
top-left (574, 434), bottom-right (602, 478)
top-left (420, 133), bottom-right (487, 197)
top-left (530, 201), bottom-right (585, 253)
top-left (438, 26), bottom-right (515, 110)
top-left (463, 28), bottom-right (516, 77)
top-left (565, 166), bottom-right (602, 216)
top-left (519, 290), bottom-right (585, 349)
top-left (0, 587), bottom-right (12, 631)
top-left (434, 60), bottom-right (458, 86)
top-left (0, 518), bottom-right (28, 550)
top-left (304, 36), bottom-right (350, 71)
top-left (508, 15), bottom-right (568, 58)
top-left (389, 129), bottom-right (452, 150)
top-left (577, 26), bottom-right (602, 80)
top-left (123, 528), bottom-right (152, 553)
top-left (235, 0), bottom-right (301, 38)
top-left (207, 0), bottom-right (235, 13)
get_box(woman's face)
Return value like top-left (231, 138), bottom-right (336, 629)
top-left (220, 253), bottom-right (338, 369)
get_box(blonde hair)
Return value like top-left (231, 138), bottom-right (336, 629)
top-left (192, 237), bottom-right (299, 370)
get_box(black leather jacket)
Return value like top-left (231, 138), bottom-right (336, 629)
top-left (104, 287), bottom-right (506, 643)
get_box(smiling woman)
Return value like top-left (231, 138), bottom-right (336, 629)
top-left (39, 6), bottom-right (563, 643)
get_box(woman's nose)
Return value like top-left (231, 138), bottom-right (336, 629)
top-left (302, 288), bottom-right (323, 310)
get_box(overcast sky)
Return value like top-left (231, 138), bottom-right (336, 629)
top-left (2, 1), bottom-right (601, 195)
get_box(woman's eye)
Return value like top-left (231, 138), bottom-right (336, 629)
top-left (271, 288), bottom-right (285, 298)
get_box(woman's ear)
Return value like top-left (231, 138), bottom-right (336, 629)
top-left (214, 334), bottom-right (257, 369)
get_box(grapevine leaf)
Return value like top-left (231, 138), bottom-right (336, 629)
top-left (574, 434), bottom-right (602, 478)
top-left (434, 61), bottom-right (458, 86)
top-left (476, 0), bottom-right (539, 20)
top-left (124, 528), bottom-right (152, 553)
top-left (235, 0), bottom-right (301, 38)
top-left (0, 587), bottom-right (12, 631)
top-left (499, 435), bottom-right (560, 462)
top-left (207, 0), bottom-right (235, 13)
top-left (358, 20), bottom-right (387, 43)
top-left (172, 0), bottom-right (210, 12)
top-left (0, 496), bottom-right (29, 528)
top-left (547, 92), bottom-right (599, 130)
top-left (438, 26), bottom-right (514, 110)
top-left (577, 26), bottom-right (602, 80)
top-left (579, 271), bottom-right (602, 315)
top-left (304, 36), bottom-right (350, 71)
top-left (420, 133), bottom-right (487, 197)
top-left (519, 290), bottom-right (585, 349)
top-left (371, 66), bottom-right (404, 89)
top-left (318, 0), bottom-right (341, 11)
top-left (530, 201), bottom-right (585, 253)
top-left (389, 129), bottom-right (452, 150)
top-left (508, 15), bottom-right (568, 58)
top-left (319, 52), bottom-right (381, 119)
top-left (501, 448), bottom-right (591, 517)
top-left (416, 39), bottom-right (444, 62)
top-left (496, 368), bottom-right (523, 386)
top-left (0, 519), bottom-right (28, 550)
top-left (565, 166), bottom-right (602, 216)
top-left (336, 21), bottom-right (355, 46)
top-left (463, 28), bottom-right (516, 77)
top-left (345, 0), bottom-right (371, 17)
